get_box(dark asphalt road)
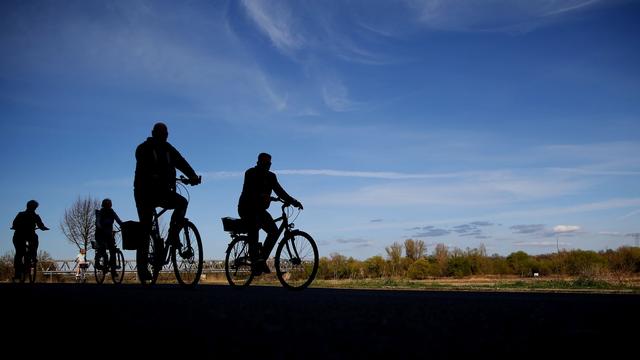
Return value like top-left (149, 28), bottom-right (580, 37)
top-left (3, 283), bottom-right (637, 358)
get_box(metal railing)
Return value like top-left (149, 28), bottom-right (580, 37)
top-left (37, 259), bottom-right (226, 276)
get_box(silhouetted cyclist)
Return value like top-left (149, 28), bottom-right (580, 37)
top-left (238, 153), bottom-right (302, 275)
top-left (134, 122), bottom-right (201, 279)
top-left (95, 198), bottom-right (123, 271)
top-left (11, 200), bottom-right (49, 281)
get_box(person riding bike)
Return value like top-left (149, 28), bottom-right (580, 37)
top-left (11, 200), bottom-right (49, 281)
top-left (134, 122), bottom-right (201, 279)
top-left (95, 198), bottom-right (123, 271)
top-left (238, 153), bottom-right (302, 275)
top-left (75, 248), bottom-right (88, 280)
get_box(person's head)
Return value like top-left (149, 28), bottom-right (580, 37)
top-left (151, 122), bottom-right (169, 143)
top-left (26, 200), bottom-right (38, 211)
top-left (101, 198), bottom-right (112, 209)
top-left (80, 248), bottom-right (85, 254)
top-left (257, 152), bottom-right (272, 171)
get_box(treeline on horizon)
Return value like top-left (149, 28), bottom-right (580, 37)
top-left (316, 240), bottom-right (640, 280)
top-left (1, 239), bottom-right (639, 281)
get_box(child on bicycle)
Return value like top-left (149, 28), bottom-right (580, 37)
top-left (11, 200), bottom-right (49, 281)
top-left (95, 198), bottom-right (123, 271)
top-left (75, 248), bottom-right (88, 280)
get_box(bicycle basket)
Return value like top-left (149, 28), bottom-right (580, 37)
top-left (121, 220), bottom-right (143, 250)
top-left (221, 217), bottom-right (248, 233)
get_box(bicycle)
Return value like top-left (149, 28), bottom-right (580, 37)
top-left (93, 228), bottom-right (126, 284)
top-left (138, 176), bottom-right (203, 287)
top-left (222, 197), bottom-right (319, 290)
top-left (76, 257), bottom-right (89, 283)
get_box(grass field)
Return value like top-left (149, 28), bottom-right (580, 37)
top-left (16, 272), bottom-right (640, 293)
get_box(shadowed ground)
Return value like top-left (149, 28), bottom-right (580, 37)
top-left (3, 283), bottom-right (637, 358)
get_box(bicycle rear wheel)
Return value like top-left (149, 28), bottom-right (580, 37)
top-left (111, 249), bottom-right (125, 284)
top-left (224, 236), bottom-right (254, 288)
top-left (275, 230), bottom-right (318, 290)
top-left (172, 221), bottom-right (203, 287)
top-left (94, 253), bottom-right (107, 284)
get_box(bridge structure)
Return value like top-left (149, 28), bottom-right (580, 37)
top-left (37, 259), bottom-right (226, 279)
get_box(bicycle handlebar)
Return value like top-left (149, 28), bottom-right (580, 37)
top-left (271, 197), bottom-right (303, 210)
top-left (178, 175), bottom-right (202, 186)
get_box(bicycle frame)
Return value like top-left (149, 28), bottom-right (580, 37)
top-left (151, 207), bottom-right (173, 267)
top-left (231, 201), bottom-right (300, 259)
top-left (270, 204), bottom-right (296, 257)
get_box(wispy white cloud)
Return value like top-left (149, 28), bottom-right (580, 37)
top-left (543, 0), bottom-right (600, 16)
top-left (0, 1), bottom-right (292, 117)
top-left (277, 169), bottom-right (470, 179)
top-left (553, 225), bottom-right (580, 233)
top-left (493, 198), bottom-right (640, 219)
top-left (202, 171), bottom-right (244, 179)
top-left (619, 209), bottom-right (640, 220)
top-left (407, 0), bottom-right (604, 32)
top-left (240, 0), bottom-right (302, 53)
top-left (322, 78), bottom-right (357, 112)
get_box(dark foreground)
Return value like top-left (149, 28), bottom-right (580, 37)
top-left (3, 283), bottom-right (638, 358)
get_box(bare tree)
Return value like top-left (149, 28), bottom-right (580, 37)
top-left (404, 239), bottom-right (427, 260)
top-left (385, 241), bottom-right (403, 276)
top-left (60, 196), bottom-right (100, 252)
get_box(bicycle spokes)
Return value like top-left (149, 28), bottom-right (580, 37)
top-left (172, 222), bottom-right (203, 287)
top-left (224, 237), bottom-right (254, 287)
top-left (275, 232), bottom-right (319, 290)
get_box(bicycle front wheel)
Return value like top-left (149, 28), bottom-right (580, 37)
top-left (172, 221), bottom-right (203, 288)
top-left (94, 253), bottom-right (107, 284)
top-left (111, 249), bottom-right (125, 284)
top-left (224, 236), bottom-right (254, 288)
top-left (275, 230), bottom-right (318, 290)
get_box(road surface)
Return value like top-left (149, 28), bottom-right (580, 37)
top-left (3, 283), bottom-right (637, 358)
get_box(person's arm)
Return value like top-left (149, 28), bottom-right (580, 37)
top-left (114, 211), bottom-right (123, 226)
top-left (35, 214), bottom-right (49, 231)
top-left (271, 173), bottom-right (302, 208)
top-left (171, 145), bottom-right (198, 182)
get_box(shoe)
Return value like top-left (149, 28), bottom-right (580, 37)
top-left (138, 268), bottom-right (152, 280)
top-left (261, 261), bottom-right (271, 274)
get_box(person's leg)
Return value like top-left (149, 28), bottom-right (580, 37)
top-left (95, 232), bottom-right (105, 268)
top-left (107, 234), bottom-right (117, 268)
top-left (238, 207), bottom-right (261, 263)
top-left (30, 233), bottom-right (39, 263)
top-left (134, 191), bottom-right (153, 277)
top-left (13, 235), bottom-right (25, 279)
top-left (258, 210), bottom-right (279, 260)
top-left (162, 192), bottom-right (188, 246)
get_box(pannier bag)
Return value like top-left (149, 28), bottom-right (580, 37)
top-left (221, 217), bottom-right (248, 234)
top-left (121, 220), bottom-right (143, 250)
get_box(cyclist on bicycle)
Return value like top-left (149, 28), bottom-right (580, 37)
top-left (134, 122), bottom-right (201, 279)
top-left (75, 248), bottom-right (88, 280)
top-left (95, 198), bottom-right (123, 271)
top-left (11, 200), bottom-right (49, 281)
top-left (238, 153), bottom-right (302, 275)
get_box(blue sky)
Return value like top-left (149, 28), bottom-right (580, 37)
top-left (1, 0), bottom-right (639, 260)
